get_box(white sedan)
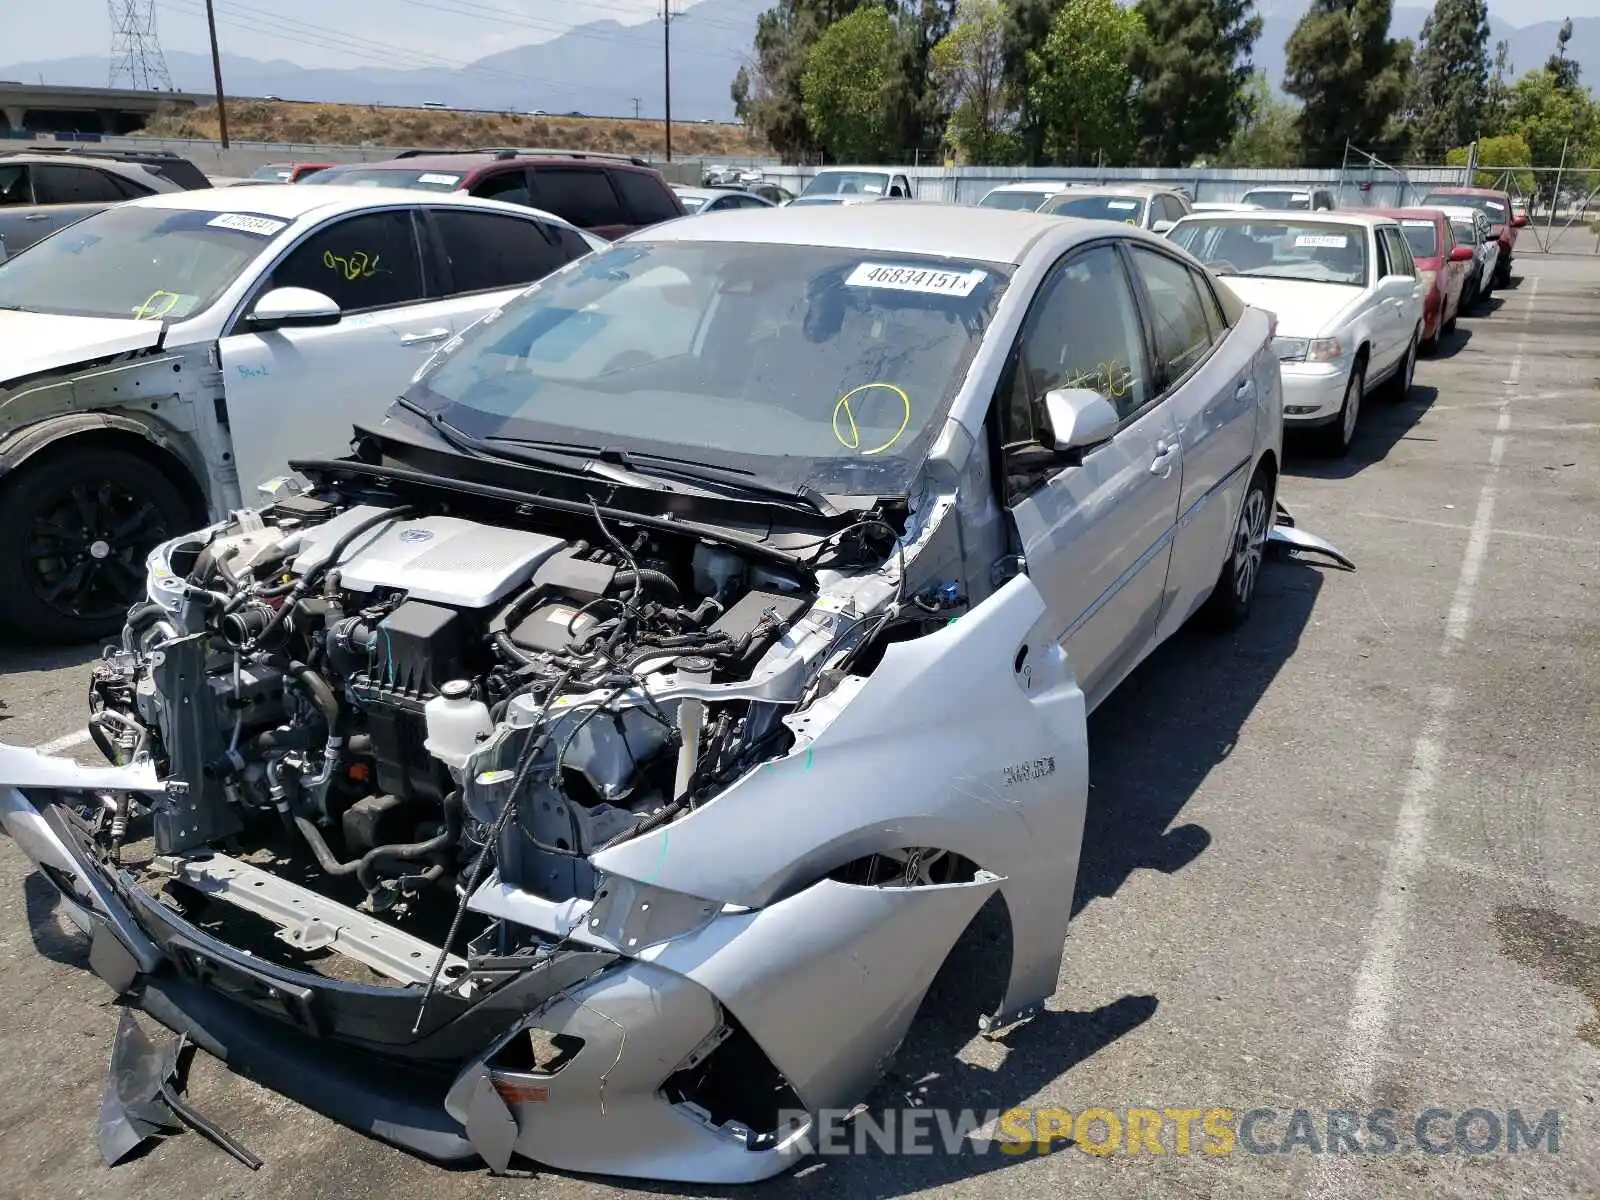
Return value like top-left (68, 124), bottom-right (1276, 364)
top-left (0, 185), bottom-right (603, 639)
top-left (1167, 210), bottom-right (1424, 456)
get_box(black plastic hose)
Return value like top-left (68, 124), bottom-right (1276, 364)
top-left (252, 506), bottom-right (412, 647)
top-left (287, 661), bottom-right (340, 732)
top-left (355, 792), bottom-right (463, 895)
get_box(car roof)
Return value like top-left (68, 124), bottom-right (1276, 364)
top-left (1174, 209), bottom-right (1394, 229)
top-left (628, 202), bottom-right (1124, 264)
top-left (0, 151), bottom-right (165, 179)
top-left (1366, 207), bottom-right (1447, 221)
top-left (118, 182), bottom-right (582, 227)
top-left (986, 181), bottom-right (1072, 194)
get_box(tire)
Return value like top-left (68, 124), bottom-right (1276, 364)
top-left (1381, 329), bottom-right (1418, 403)
top-left (1443, 300), bottom-right (1458, 337)
top-left (1316, 358), bottom-right (1365, 457)
top-left (1494, 257), bottom-right (1512, 288)
top-left (1199, 467), bottom-right (1274, 630)
top-left (0, 448), bottom-right (193, 643)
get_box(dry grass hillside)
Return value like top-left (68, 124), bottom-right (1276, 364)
top-left (142, 100), bottom-right (770, 159)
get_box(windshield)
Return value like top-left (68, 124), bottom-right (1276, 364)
top-left (1168, 219), bottom-right (1371, 286)
top-left (676, 194), bottom-right (707, 213)
top-left (979, 189), bottom-right (1053, 211)
top-left (304, 167), bottom-right (463, 191)
top-left (1400, 220), bottom-right (1438, 258)
top-left (250, 164), bottom-right (293, 181)
top-left (1242, 190), bottom-right (1310, 210)
top-left (787, 195), bottom-right (848, 207)
top-left (1422, 194), bottom-right (1507, 225)
top-left (803, 171), bottom-right (890, 197)
top-left (1041, 194), bottom-right (1146, 223)
top-left (0, 204), bottom-right (282, 320)
top-left (406, 240), bottom-right (1012, 495)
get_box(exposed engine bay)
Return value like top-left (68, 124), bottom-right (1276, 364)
top-left (88, 478), bottom-right (952, 931)
top-left (2, 457), bottom-right (1096, 1183)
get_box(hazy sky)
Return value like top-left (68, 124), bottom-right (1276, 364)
top-left (3, 0), bottom-right (1597, 69)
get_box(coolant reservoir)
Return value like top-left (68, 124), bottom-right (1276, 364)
top-left (424, 679), bottom-right (492, 770)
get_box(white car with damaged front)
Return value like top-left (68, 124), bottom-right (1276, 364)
top-left (0, 205), bottom-right (1342, 1185)
top-left (1168, 210), bottom-right (1424, 457)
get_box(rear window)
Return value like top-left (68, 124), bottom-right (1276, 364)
top-left (304, 167), bottom-right (464, 191)
top-left (979, 189), bottom-right (1053, 211)
top-left (144, 159), bottom-right (210, 190)
top-left (1041, 194), bottom-right (1147, 223)
top-left (530, 167), bottom-right (625, 229)
top-left (1243, 190), bottom-right (1310, 210)
top-left (1400, 220), bottom-right (1438, 258)
top-left (610, 168), bottom-right (682, 225)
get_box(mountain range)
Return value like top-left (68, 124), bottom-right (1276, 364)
top-left (1, 0), bottom-right (1594, 123)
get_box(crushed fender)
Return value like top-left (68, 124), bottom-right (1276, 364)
top-left (1270, 501), bottom-right (1355, 570)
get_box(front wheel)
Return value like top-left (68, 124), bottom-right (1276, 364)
top-left (1200, 468), bottom-right (1273, 630)
top-left (0, 448), bottom-right (192, 643)
top-left (1315, 359), bottom-right (1365, 457)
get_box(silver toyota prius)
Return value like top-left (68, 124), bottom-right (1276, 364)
top-left (1, 204), bottom-right (1287, 1183)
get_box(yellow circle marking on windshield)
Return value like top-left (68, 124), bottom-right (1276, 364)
top-left (133, 291), bottom-right (181, 320)
top-left (833, 383), bottom-right (911, 456)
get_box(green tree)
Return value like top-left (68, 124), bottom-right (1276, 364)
top-left (1482, 37), bottom-right (1514, 133)
top-left (1216, 71), bottom-right (1302, 166)
top-left (1406, 0), bottom-right (1491, 159)
top-left (1284, 0), bottom-right (1414, 167)
top-left (1127, 0), bottom-right (1262, 167)
top-left (930, 0), bottom-right (1017, 162)
top-left (999, 0), bottom-right (1059, 163)
top-left (802, 4), bottom-right (898, 161)
top-left (734, 0), bottom-right (868, 160)
top-left (884, 0), bottom-right (962, 165)
top-left (1546, 16), bottom-right (1581, 92)
top-left (1445, 133), bottom-right (1534, 192)
top-left (1503, 66), bottom-right (1598, 167)
top-left (1028, 0), bottom-right (1142, 165)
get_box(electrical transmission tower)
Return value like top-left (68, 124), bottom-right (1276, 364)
top-left (108, 0), bottom-right (174, 92)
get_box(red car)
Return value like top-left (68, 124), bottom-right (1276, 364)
top-left (1416, 186), bottom-right (1526, 289)
top-left (1367, 207), bottom-right (1476, 352)
top-left (302, 150), bottom-right (685, 241)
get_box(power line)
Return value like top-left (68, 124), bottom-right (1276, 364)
top-left (108, 0), bottom-right (174, 90)
top-left (389, 0), bottom-right (752, 54)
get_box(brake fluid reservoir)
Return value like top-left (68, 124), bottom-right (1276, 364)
top-left (424, 679), bottom-right (493, 770)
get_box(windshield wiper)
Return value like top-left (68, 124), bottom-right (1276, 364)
top-left (393, 399), bottom-right (663, 488)
top-left (483, 437), bottom-right (845, 518)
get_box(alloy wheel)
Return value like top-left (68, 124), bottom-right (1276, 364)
top-left (21, 479), bottom-right (170, 623)
top-left (1232, 487), bottom-right (1270, 606)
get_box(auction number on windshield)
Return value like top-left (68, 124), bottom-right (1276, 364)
top-left (832, 382), bottom-right (911, 455)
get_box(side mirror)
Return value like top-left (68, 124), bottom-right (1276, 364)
top-left (1378, 274), bottom-right (1415, 299)
top-left (1450, 244), bottom-right (1475, 262)
top-left (1513, 213), bottom-right (1528, 227)
top-left (1043, 387), bottom-right (1121, 452)
top-left (246, 286), bottom-right (342, 331)
top-left (1151, 219), bottom-right (1175, 234)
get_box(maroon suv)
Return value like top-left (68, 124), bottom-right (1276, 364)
top-left (303, 149), bottom-right (685, 240)
top-left (1417, 186), bottom-right (1527, 289)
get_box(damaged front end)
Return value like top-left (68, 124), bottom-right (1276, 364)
top-left (0, 464), bottom-right (1090, 1182)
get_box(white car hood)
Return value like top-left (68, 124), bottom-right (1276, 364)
top-left (0, 311), bottom-right (165, 387)
top-left (1214, 277), bottom-right (1365, 338)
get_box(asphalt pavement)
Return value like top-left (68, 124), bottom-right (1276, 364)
top-left (1, 250), bottom-right (1596, 1200)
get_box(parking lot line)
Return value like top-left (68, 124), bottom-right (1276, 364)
top-left (1311, 278), bottom-right (1540, 1199)
top-left (1351, 510), bottom-right (1594, 546)
top-left (31, 729), bottom-right (91, 756)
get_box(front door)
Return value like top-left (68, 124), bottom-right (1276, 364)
top-left (217, 208), bottom-right (452, 495)
top-left (1002, 242), bottom-right (1184, 711)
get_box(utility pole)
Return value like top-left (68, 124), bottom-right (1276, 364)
top-left (204, 0), bottom-right (230, 148)
top-left (661, 1), bottom-right (677, 161)
top-left (633, 97), bottom-right (641, 120)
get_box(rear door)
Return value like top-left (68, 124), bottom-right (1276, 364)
top-left (217, 207), bottom-right (454, 492)
top-left (1125, 243), bottom-right (1260, 639)
top-left (1002, 240), bottom-right (1183, 711)
top-left (422, 206), bottom-right (594, 335)
top-left (528, 165), bottom-right (633, 239)
top-left (5, 163), bottom-right (131, 251)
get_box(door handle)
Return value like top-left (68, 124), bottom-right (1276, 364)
top-left (1150, 442), bottom-right (1179, 476)
top-left (23, 213), bottom-right (51, 221)
top-left (399, 328), bottom-right (451, 346)
top-left (1234, 378), bottom-right (1255, 403)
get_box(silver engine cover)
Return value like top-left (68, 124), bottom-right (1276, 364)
top-left (292, 506), bottom-right (567, 608)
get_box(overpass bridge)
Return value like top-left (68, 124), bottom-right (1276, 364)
top-left (0, 82), bottom-right (204, 136)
